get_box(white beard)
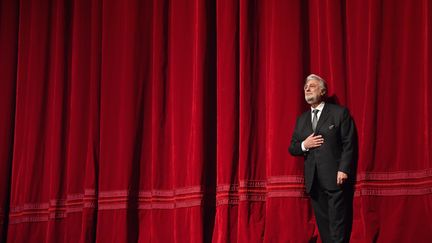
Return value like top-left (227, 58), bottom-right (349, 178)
top-left (305, 95), bottom-right (318, 104)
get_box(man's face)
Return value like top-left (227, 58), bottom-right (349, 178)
top-left (304, 79), bottom-right (324, 105)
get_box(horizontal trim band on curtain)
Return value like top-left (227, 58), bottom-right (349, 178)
top-left (216, 176), bottom-right (307, 206)
top-left (6, 168), bottom-right (432, 224)
top-left (356, 168), bottom-right (432, 181)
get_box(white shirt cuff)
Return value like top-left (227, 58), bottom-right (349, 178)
top-left (301, 141), bottom-right (309, 152)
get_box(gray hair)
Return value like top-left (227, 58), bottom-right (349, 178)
top-left (305, 74), bottom-right (327, 95)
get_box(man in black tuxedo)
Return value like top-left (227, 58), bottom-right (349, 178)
top-left (289, 74), bottom-right (354, 243)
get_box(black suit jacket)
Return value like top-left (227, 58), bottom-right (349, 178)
top-left (289, 103), bottom-right (354, 193)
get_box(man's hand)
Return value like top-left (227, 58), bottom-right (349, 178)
top-left (303, 133), bottom-right (324, 150)
top-left (337, 171), bottom-right (348, 186)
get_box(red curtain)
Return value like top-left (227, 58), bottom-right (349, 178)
top-left (1, 0), bottom-right (431, 242)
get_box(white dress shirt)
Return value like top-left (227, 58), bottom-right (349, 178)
top-left (301, 102), bottom-right (325, 151)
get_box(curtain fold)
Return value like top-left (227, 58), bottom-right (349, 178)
top-left (1, 0), bottom-right (431, 242)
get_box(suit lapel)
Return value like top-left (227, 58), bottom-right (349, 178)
top-left (315, 103), bottom-right (330, 134)
top-left (303, 110), bottom-right (313, 135)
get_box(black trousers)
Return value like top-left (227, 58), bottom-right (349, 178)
top-left (310, 172), bottom-right (348, 243)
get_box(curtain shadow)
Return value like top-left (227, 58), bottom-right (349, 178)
top-left (201, 0), bottom-right (217, 242)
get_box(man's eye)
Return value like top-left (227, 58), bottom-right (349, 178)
top-left (304, 85), bottom-right (316, 90)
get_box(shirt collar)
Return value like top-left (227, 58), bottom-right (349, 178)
top-left (310, 101), bottom-right (325, 112)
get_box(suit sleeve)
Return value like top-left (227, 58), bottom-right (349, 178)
top-left (289, 117), bottom-right (305, 156)
top-left (338, 108), bottom-right (354, 175)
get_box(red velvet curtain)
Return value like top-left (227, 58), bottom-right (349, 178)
top-left (1, 0), bottom-right (431, 242)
